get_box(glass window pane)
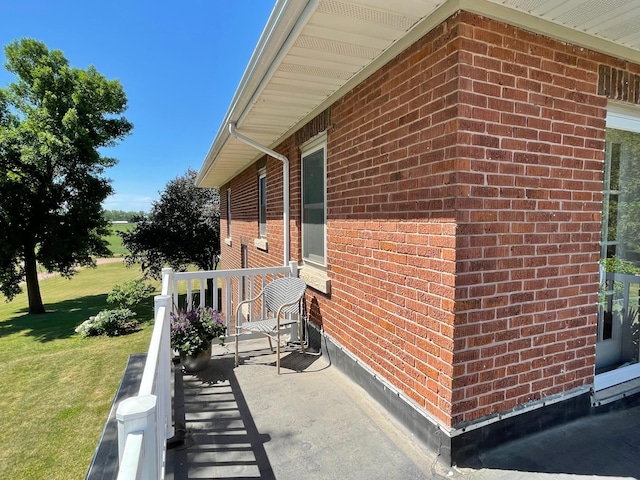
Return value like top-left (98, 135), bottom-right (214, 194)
top-left (610, 143), bottom-right (621, 191)
top-left (607, 194), bottom-right (618, 242)
top-left (610, 130), bottom-right (640, 256)
top-left (303, 205), bottom-right (324, 263)
top-left (598, 128), bottom-right (640, 373)
top-left (302, 146), bottom-right (325, 265)
top-left (259, 175), bottom-right (266, 237)
top-left (304, 149), bottom-right (324, 205)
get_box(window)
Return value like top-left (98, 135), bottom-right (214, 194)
top-left (301, 135), bottom-right (326, 267)
top-left (226, 189), bottom-right (232, 240)
top-left (258, 169), bottom-right (267, 238)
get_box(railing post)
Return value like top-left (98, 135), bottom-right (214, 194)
top-left (116, 395), bottom-right (158, 480)
top-left (155, 294), bottom-right (174, 440)
top-left (161, 267), bottom-right (175, 307)
top-left (225, 278), bottom-right (233, 334)
top-left (289, 260), bottom-right (298, 278)
top-left (288, 261), bottom-right (300, 341)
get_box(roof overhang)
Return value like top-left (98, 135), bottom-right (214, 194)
top-left (197, 0), bottom-right (640, 188)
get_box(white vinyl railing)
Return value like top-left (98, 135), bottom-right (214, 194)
top-left (171, 261), bottom-right (298, 335)
top-left (115, 262), bottom-right (297, 479)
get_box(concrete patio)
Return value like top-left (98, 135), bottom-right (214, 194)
top-left (166, 339), bottom-right (435, 480)
top-left (164, 338), bottom-right (640, 480)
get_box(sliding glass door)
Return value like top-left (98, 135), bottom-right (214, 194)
top-left (597, 110), bottom-right (640, 389)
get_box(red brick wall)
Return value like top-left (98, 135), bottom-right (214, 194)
top-left (220, 11), bottom-right (640, 428)
top-left (220, 162), bottom-right (258, 271)
top-left (322, 19), bottom-right (461, 427)
top-left (449, 12), bottom-right (611, 425)
top-left (220, 136), bottom-right (301, 271)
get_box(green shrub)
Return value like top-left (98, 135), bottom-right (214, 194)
top-left (75, 308), bottom-right (138, 338)
top-left (107, 279), bottom-right (155, 308)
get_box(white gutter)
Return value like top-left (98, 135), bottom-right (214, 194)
top-left (196, 0), bottom-right (315, 188)
top-left (228, 122), bottom-right (290, 266)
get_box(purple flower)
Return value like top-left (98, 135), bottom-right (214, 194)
top-left (170, 306), bottom-right (226, 356)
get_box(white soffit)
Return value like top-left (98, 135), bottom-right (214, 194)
top-left (198, 0), bottom-right (640, 188)
top-left (198, 0), bottom-right (442, 188)
top-left (486, 0), bottom-right (640, 49)
top-left (480, 0), bottom-right (640, 55)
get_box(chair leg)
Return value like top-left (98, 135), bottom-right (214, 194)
top-left (268, 336), bottom-right (274, 352)
top-left (276, 330), bottom-right (281, 375)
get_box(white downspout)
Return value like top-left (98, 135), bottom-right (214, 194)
top-left (228, 122), bottom-right (290, 266)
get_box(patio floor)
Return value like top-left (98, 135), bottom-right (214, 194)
top-left (165, 339), bottom-right (438, 480)
top-left (165, 338), bottom-right (640, 480)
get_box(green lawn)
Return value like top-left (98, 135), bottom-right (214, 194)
top-left (0, 261), bottom-right (157, 479)
top-left (104, 223), bottom-right (136, 257)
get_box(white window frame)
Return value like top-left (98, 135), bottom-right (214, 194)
top-left (606, 103), bottom-right (640, 134)
top-left (301, 134), bottom-right (327, 269)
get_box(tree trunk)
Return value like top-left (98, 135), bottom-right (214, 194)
top-left (24, 244), bottom-right (46, 314)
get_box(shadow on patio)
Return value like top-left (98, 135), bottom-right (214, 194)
top-left (165, 339), bottom-right (436, 480)
top-left (168, 353), bottom-right (276, 479)
top-left (93, 334), bottom-right (640, 480)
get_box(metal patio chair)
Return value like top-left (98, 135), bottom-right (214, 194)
top-left (234, 276), bottom-right (307, 373)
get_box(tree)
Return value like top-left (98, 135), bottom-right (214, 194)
top-left (103, 209), bottom-right (147, 222)
top-left (0, 39), bottom-right (132, 314)
top-left (121, 169), bottom-right (220, 282)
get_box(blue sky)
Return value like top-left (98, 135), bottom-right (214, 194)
top-left (0, 0), bottom-right (275, 212)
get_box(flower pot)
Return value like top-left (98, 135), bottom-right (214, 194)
top-left (180, 343), bottom-right (212, 373)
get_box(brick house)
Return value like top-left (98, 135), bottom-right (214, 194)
top-left (197, 0), bottom-right (640, 464)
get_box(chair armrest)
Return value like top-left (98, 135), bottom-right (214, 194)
top-left (235, 292), bottom-right (263, 324)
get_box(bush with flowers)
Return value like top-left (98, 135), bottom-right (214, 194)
top-left (75, 308), bottom-right (138, 338)
top-left (170, 306), bottom-right (226, 356)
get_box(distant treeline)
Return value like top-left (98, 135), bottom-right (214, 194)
top-left (103, 209), bottom-right (148, 223)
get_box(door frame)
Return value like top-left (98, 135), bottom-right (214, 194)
top-left (596, 105), bottom-right (640, 390)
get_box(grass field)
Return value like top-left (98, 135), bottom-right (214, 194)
top-left (0, 261), bottom-right (157, 479)
top-left (104, 223), bottom-right (136, 257)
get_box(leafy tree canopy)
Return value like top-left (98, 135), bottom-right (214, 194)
top-left (0, 39), bottom-right (132, 313)
top-left (121, 169), bottom-right (220, 280)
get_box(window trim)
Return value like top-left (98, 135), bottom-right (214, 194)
top-left (301, 133), bottom-right (327, 269)
top-left (607, 102), bottom-right (640, 133)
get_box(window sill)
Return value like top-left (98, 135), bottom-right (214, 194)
top-left (254, 238), bottom-right (268, 251)
top-left (224, 237), bottom-right (232, 247)
top-left (299, 266), bottom-right (331, 295)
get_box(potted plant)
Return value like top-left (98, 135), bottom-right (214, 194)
top-left (170, 306), bottom-right (226, 372)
